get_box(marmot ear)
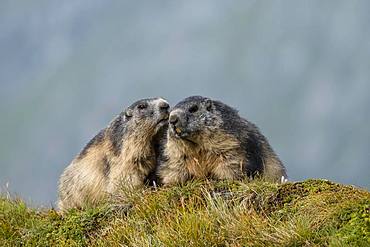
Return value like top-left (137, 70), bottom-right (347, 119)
top-left (124, 109), bottom-right (133, 119)
top-left (205, 99), bottom-right (213, 111)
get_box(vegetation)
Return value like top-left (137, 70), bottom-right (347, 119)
top-left (1, 179), bottom-right (369, 246)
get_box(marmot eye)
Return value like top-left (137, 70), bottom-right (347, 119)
top-left (188, 105), bottom-right (198, 113)
top-left (137, 104), bottom-right (147, 110)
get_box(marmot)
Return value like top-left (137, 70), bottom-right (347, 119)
top-left (158, 96), bottom-right (287, 185)
top-left (58, 97), bottom-right (169, 211)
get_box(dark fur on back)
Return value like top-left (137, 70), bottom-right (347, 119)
top-left (108, 115), bottom-right (127, 156)
top-left (213, 100), bottom-right (265, 176)
top-left (77, 130), bottom-right (105, 160)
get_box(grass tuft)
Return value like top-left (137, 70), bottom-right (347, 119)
top-left (1, 179), bottom-right (369, 246)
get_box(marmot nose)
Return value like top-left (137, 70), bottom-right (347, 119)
top-left (159, 101), bottom-right (170, 111)
top-left (169, 114), bottom-right (179, 125)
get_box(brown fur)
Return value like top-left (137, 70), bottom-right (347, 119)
top-left (58, 98), bottom-right (168, 211)
top-left (260, 145), bottom-right (286, 182)
top-left (159, 129), bottom-right (247, 185)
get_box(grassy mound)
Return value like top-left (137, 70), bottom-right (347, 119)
top-left (1, 179), bottom-right (369, 246)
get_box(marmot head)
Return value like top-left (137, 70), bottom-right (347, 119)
top-left (108, 97), bottom-right (170, 143)
top-left (77, 98), bottom-right (170, 159)
top-left (122, 97), bottom-right (170, 134)
top-left (168, 96), bottom-right (222, 143)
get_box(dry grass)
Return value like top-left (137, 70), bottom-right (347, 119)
top-left (1, 179), bottom-right (369, 246)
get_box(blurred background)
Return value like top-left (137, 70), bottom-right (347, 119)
top-left (1, 0), bottom-right (369, 206)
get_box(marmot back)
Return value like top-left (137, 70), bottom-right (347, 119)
top-left (158, 96), bottom-right (287, 185)
top-left (58, 98), bottom-right (169, 211)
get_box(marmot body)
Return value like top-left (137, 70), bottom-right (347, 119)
top-left (58, 98), bottom-right (169, 211)
top-left (158, 96), bottom-right (287, 185)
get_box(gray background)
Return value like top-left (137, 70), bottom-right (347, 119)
top-left (1, 0), bottom-right (369, 206)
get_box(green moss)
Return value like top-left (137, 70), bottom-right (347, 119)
top-left (1, 179), bottom-right (369, 246)
top-left (0, 200), bottom-right (111, 246)
top-left (333, 200), bottom-right (370, 246)
top-left (268, 179), bottom-right (344, 209)
top-left (27, 207), bottom-right (110, 246)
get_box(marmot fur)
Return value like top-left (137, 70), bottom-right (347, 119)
top-left (58, 98), bottom-right (169, 211)
top-left (158, 96), bottom-right (287, 185)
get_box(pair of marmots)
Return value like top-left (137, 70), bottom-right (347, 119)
top-left (58, 96), bottom-right (287, 211)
